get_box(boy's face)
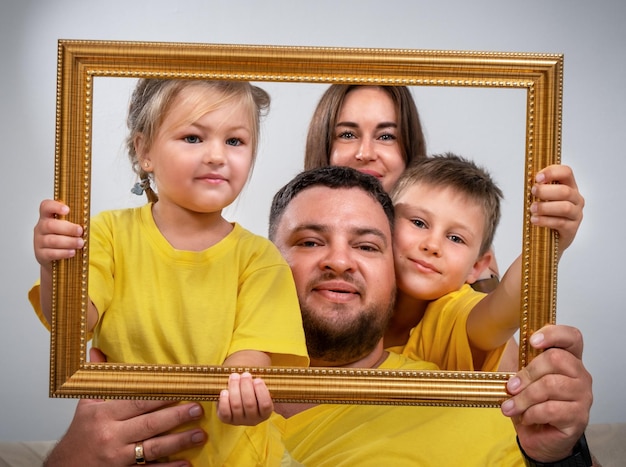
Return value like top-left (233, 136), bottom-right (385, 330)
top-left (393, 182), bottom-right (490, 301)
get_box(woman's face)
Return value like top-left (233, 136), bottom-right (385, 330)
top-left (329, 86), bottom-right (406, 192)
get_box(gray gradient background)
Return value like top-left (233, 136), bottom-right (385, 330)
top-left (1, 0), bottom-right (623, 441)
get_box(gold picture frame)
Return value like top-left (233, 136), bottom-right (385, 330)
top-left (51, 39), bottom-right (562, 406)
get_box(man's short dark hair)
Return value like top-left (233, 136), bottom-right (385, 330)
top-left (269, 166), bottom-right (395, 241)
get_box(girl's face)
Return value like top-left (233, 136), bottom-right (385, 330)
top-left (139, 86), bottom-right (254, 215)
top-left (329, 86), bottom-right (406, 192)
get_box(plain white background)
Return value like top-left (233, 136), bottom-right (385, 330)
top-left (1, 0), bottom-right (624, 441)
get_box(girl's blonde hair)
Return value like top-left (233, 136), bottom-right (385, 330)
top-left (126, 79), bottom-right (270, 202)
top-left (304, 85), bottom-right (426, 172)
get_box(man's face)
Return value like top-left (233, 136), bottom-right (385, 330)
top-left (272, 186), bottom-right (396, 365)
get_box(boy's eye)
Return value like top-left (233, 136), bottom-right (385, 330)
top-left (410, 218), bottom-right (426, 229)
top-left (183, 135), bottom-right (201, 144)
top-left (226, 137), bottom-right (242, 146)
top-left (448, 234), bottom-right (465, 244)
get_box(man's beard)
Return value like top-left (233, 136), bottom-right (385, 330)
top-left (300, 296), bottom-right (395, 365)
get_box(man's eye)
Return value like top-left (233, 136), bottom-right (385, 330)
top-left (183, 135), bottom-right (201, 144)
top-left (358, 244), bottom-right (380, 252)
top-left (297, 240), bottom-right (319, 248)
top-left (226, 137), bottom-right (243, 146)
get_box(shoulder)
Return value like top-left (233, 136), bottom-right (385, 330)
top-left (91, 204), bottom-right (147, 224)
top-left (429, 284), bottom-right (486, 311)
top-left (230, 223), bottom-right (285, 260)
top-left (90, 206), bottom-right (150, 239)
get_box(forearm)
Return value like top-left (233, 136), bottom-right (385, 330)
top-left (467, 256), bottom-right (522, 350)
top-left (44, 440), bottom-right (80, 467)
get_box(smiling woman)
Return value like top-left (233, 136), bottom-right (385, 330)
top-left (50, 39), bottom-right (562, 406)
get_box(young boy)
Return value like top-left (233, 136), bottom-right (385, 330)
top-left (385, 153), bottom-right (581, 371)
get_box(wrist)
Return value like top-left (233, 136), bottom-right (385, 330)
top-left (517, 434), bottom-right (592, 467)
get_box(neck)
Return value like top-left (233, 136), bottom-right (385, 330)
top-left (151, 202), bottom-right (231, 251)
top-left (383, 289), bottom-right (428, 348)
top-left (275, 340), bottom-right (388, 418)
top-left (309, 339), bottom-right (388, 369)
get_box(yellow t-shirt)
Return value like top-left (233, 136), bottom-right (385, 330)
top-left (29, 203), bottom-right (309, 466)
top-left (272, 352), bottom-right (523, 466)
top-left (396, 284), bottom-right (506, 371)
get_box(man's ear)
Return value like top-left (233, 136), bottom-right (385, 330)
top-left (466, 250), bottom-right (494, 285)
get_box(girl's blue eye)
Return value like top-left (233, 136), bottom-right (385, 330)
top-left (184, 135), bottom-right (201, 144)
top-left (411, 219), bottom-right (426, 228)
top-left (226, 138), bottom-right (242, 146)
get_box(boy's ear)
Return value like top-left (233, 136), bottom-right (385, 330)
top-left (466, 250), bottom-right (494, 285)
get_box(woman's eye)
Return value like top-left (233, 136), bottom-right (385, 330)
top-left (378, 133), bottom-right (397, 141)
top-left (183, 135), bottom-right (201, 144)
top-left (338, 131), bottom-right (356, 140)
top-left (226, 137), bottom-right (243, 146)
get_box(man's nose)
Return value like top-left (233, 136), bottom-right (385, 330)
top-left (320, 244), bottom-right (356, 273)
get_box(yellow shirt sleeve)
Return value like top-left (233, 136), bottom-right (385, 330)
top-left (400, 284), bottom-right (506, 371)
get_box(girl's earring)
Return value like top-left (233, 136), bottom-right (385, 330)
top-left (144, 161), bottom-right (150, 169)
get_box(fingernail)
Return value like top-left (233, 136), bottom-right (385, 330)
top-left (191, 430), bottom-right (205, 444)
top-left (189, 404), bottom-right (202, 418)
top-left (530, 332), bottom-right (544, 347)
top-left (507, 376), bottom-right (521, 391)
top-left (501, 398), bottom-right (514, 414)
top-left (535, 172), bottom-right (545, 183)
top-left (229, 373), bottom-right (240, 381)
top-left (530, 202), bottom-right (538, 213)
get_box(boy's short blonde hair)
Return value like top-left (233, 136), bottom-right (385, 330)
top-left (390, 152), bottom-right (502, 256)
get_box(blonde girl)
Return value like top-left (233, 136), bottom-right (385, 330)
top-left (31, 78), bottom-right (308, 465)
